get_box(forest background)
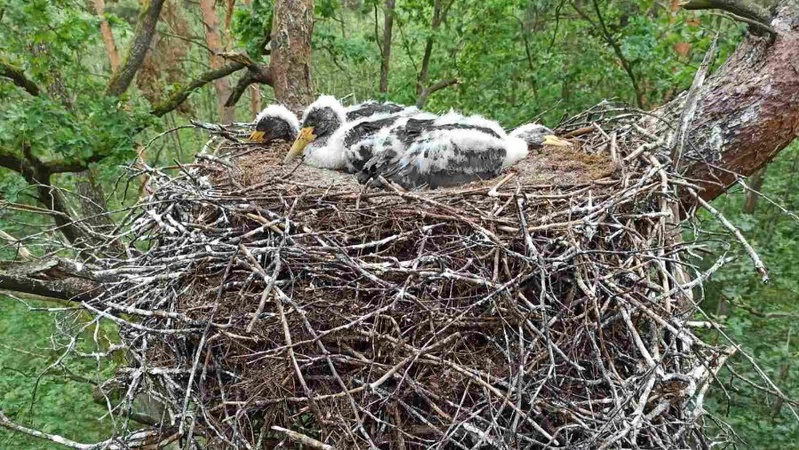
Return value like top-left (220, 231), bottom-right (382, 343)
top-left (0, 0), bottom-right (797, 448)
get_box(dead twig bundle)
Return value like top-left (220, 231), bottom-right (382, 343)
top-left (82, 105), bottom-right (747, 448)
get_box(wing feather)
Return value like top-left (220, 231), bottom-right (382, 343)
top-left (360, 128), bottom-right (508, 189)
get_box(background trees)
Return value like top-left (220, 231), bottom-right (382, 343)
top-left (0, 0), bottom-right (797, 447)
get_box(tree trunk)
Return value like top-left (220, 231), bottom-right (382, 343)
top-left (242, 0), bottom-right (263, 115)
top-left (250, 85), bottom-right (262, 116)
top-left (270, 0), bottom-right (315, 112)
top-left (379, 0), bottom-right (395, 93)
top-left (417, 0), bottom-right (443, 98)
top-left (200, 0), bottom-right (236, 123)
top-left (92, 0), bottom-right (121, 72)
top-left (654, 0), bottom-right (799, 202)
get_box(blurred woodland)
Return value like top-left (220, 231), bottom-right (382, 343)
top-left (1, 0), bottom-right (798, 448)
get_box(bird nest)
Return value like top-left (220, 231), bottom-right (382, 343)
top-left (90, 104), bottom-right (743, 449)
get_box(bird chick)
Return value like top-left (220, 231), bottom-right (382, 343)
top-left (249, 104), bottom-right (300, 144)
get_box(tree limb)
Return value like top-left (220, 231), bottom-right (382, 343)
top-left (379, 0), bottom-right (396, 93)
top-left (712, 10), bottom-right (778, 36)
top-left (0, 147), bottom-right (27, 173)
top-left (44, 151), bottom-right (114, 174)
top-left (0, 258), bottom-right (102, 302)
top-left (681, 0), bottom-right (773, 26)
top-left (652, 1), bottom-right (799, 202)
top-left (224, 64), bottom-right (273, 107)
top-left (200, 0), bottom-right (236, 123)
top-left (0, 59), bottom-right (41, 96)
top-left (416, 0), bottom-right (444, 98)
top-left (0, 144), bottom-right (90, 245)
top-left (416, 78), bottom-right (459, 108)
top-left (91, 0), bottom-right (121, 71)
top-left (151, 62), bottom-right (246, 117)
top-left (106, 0), bottom-right (167, 97)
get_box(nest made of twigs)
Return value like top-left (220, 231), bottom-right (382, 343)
top-left (90, 104), bottom-right (737, 449)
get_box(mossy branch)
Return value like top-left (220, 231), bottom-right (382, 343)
top-left (150, 62), bottom-right (246, 117)
top-left (0, 59), bottom-right (41, 96)
top-left (681, 0), bottom-right (774, 31)
top-left (105, 0), bottom-right (166, 97)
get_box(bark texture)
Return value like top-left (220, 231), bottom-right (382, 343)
top-left (200, 0), bottom-right (236, 123)
top-left (106, 0), bottom-right (166, 97)
top-left (270, 0), bottom-right (315, 112)
top-left (658, 0), bottom-right (799, 201)
top-left (0, 258), bottom-right (102, 302)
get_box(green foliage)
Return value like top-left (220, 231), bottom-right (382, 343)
top-left (698, 142), bottom-right (799, 448)
top-left (0, 0), bottom-right (153, 170)
top-left (312, 0), bottom-right (740, 126)
top-left (0, 296), bottom-right (117, 449)
top-left (231, 0), bottom-right (275, 57)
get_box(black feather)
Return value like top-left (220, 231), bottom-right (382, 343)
top-left (346, 102), bottom-right (405, 121)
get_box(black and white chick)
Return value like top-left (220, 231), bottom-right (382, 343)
top-left (358, 114), bottom-right (571, 189)
top-left (248, 104), bottom-right (301, 143)
top-left (283, 95), bottom-right (418, 171)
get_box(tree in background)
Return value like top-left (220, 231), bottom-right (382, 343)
top-left (0, 0), bottom-right (313, 253)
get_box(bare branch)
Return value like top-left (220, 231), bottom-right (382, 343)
top-left (571, 0), bottom-right (645, 108)
top-left (712, 9), bottom-right (778, 36)
top-left (0, 258), bottom-right (102, 301)
top-left (416, 78), bottom-right (459, 108)
top-left (271, 426), bottom-right (334, 450)
top-left (224, 64), bottom-right (273, 107)
top-left (0, 230), bottom-right (33, 260)
top-left (0, 410), bottom-right (170, 450)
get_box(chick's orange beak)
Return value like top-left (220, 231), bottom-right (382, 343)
top-left (249, 130), bottom-right (266, 142)
top-left (284, 127), bottom-right (316, 164)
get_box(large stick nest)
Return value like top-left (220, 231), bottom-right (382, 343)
top-left (91, 104), bottom-right (739, 449)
